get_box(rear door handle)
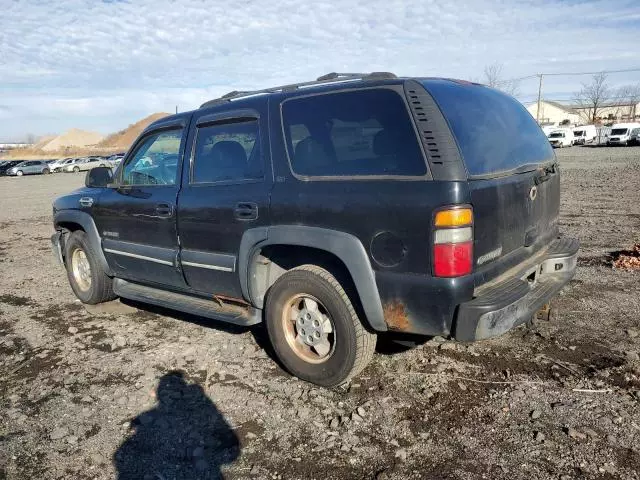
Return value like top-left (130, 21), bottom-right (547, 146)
top-left (234, 202), bottom-right (258, 221)
top-left (155, 203), bottom-right (174, 218)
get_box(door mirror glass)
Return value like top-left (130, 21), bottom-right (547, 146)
top-left (85, 166), bottom-right (113, 188)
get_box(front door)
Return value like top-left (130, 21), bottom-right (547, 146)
top-left (93, 122), bottom-right (189, 288)
top-left (177, 102), bottom-right (271, 298)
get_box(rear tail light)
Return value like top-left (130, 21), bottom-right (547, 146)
top-left (433, 207), bottom-right (473, 277)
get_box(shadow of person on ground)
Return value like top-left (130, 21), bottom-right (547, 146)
top-left (113, 370), bottom-right (240, 480)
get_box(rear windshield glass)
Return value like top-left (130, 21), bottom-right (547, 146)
top-left (281, 89), bottom-right (427, 177)
top-left (549, 132), bottom-right (564, 138)
top-left (611, 128), bottom-right (628, 135)
top-left (422, 80), bottom-right (553, 176)
top-left (573, 130), bottom-right (584, 136)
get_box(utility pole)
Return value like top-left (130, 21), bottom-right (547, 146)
top-left (535, 74), bottom-right (543, 124)
top-left (175, 105), bottom-right (178, 114)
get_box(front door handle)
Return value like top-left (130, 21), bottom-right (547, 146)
top-left (155, 203), bottom-right (174, 218)
top-left (234, 202), bottom-right (258, 221)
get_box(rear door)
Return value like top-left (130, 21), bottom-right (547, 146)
top-left (93, 119), bottom-right (189, 288)
top-left (421, 80), bottom-right (559, 285)
top-left (177, 101), bottom-right (271, 298)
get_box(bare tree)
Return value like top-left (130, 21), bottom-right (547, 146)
top-left (573, 72), bottom-right (613, 124)
top-left (482, 63), bottom-right (520, 96)
top-left (614, 84), bottom-right (640, 121)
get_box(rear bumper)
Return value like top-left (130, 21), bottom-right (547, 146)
top-left (454, 237), bottom-right (579, 341)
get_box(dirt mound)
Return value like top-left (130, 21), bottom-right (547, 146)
top-left (32, 135), bottom-right (57, 150)
top-left (98, 112), bottom-right (170, 151)
top-left (41, 129), bottom-right (104, 152)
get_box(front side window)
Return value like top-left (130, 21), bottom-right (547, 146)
top-left (282, 89), bottom-right (427, 177)
top-left (191, 120), bottom-right (262, 184)
top-left (121, 129), bottom-right (183, 186)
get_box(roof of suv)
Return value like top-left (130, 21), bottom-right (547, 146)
top-left (199, 72), bottom-right (401, 109)
top-left (143, 73), bottom-right (484, 134)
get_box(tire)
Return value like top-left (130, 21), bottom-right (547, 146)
top-left (73, 166), bottom-right (80, 173)
top-left (264, 265), bottom-right (376, 387)
top-left (16, 170), bottom-right (23, 176)
top-left (64, 230), bottom-right (116, 304)
top-left (42, 168), bottom-right (50, 174)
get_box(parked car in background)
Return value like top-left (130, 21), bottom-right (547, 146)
top-left (6, 160), bottom-right (51, 176)
top-left (0, 160), bottom-right (23, 176)
top-left (49, 157), bottom-right (75, 172)
top-left (607, 123), bottom-right (640, 146)
top-left (107, 154), bottom-right (124, 168)
top-left (628, 127), bottom-right (640, 146)
top-left (64, 157), bottom-right (109, 173)
top-left (547, 129), bottom-right (573, 148)
top-left (571, 125), bottom-right (597, 145)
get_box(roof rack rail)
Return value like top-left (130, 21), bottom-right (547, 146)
top-left (199, 71), bottom-right (398, 109)
top-left (316, 72), bottom-right (397, 81)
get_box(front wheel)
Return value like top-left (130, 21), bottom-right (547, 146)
top-left (65, 230), bottom-right (116, 304)
top-left (73, 166), bottom-right (80, 173)
top-left (265, 265), bottom-right (376, 387)
top-left (16, 170), bottom-right (23, 176)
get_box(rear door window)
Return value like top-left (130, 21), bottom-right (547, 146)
top-left (422, 80), bottom-right (553, 177)
top-left (281, 89), bottom-right (427, 177)
top-left (191, 119), bottom-right (262, 184)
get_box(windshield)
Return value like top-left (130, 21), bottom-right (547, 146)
top-left (611, 128), bottom-right (628, 135)
top-left (631, 128), bottom-right (640, 135)
top-left (549, 132), bottom-right (564, 138)
top-left (421, 80), bottom-right (553, 176)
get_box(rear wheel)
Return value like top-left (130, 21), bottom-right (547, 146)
top-left (65, 230), bottom-right (116, 304)
top-left (42, 168), bottom-right (50, 174)
top-left (265, 265), bottom-right (376, 387)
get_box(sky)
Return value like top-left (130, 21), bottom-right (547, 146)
top-left (1, 0), bottom-right (640, 142)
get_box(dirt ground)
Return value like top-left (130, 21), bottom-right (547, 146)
top-left (1, 147), bottom-right (639, 480)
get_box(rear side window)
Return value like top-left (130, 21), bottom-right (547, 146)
top-left (191, 120), bottom-right (262, 184)
top-left (282, 89), bottom-right (427, 177)
top-left (422, 80), bottom-right (553, 176)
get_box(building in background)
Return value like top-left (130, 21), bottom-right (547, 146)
top-left (525, 101), bottom-right (580, 127)
top-left (525, 100), bottom-right (640, 126)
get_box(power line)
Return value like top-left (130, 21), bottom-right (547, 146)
top-left (540, 67), bottom-right (640, 77)
top-left (501, 66), bottom-right (640, 84)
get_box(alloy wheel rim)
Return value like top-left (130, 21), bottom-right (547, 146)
top-left (71, 248), bottom-right (92, 292)
top-left (282, 294), bottom-right (335, 364)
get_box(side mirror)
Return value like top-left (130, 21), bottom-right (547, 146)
top-left (85, 166), bottom-right (113, 188)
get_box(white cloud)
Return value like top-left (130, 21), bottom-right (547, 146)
top-left (1, 0), bottom-right (639, 140)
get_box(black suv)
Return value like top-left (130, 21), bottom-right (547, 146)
top-left (51, 73), bottom-right (579, 387)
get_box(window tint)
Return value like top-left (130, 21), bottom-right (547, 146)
top-left (282, 89), bottom-right (427, 177)
top-left (422, 80), bottom-right (553, 176)
top-left (121, 129), bottom-right (183, 186)
top-left (191, 120), bottom-right (262, 183)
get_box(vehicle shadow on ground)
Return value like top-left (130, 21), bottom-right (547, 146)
top-left (120, 298), bottom-right (287, 372)
top-left (113, 370), bottom-right (240, 480)
top-left (121, 298), bottom-right (433, 363)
